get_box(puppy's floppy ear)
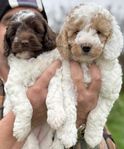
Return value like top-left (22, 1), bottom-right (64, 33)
top-left (43, 20), bottom-right (56, 51)
top-left (56, 26), bottom-right (71, 60)
top-left (104, 16), bottom-right (123, 60)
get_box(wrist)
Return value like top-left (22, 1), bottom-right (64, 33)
top-left (76, 112), bottom-right (88, 128)
top-left (76, 119), bottom-right (86, 128)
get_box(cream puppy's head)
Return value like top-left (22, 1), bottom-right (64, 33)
top-left (57, 3), bottom-right (123, 62)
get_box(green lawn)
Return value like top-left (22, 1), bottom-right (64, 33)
top-left (107, 93), bottom-right (124, 149)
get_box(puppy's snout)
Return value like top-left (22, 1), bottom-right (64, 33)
top-left (81, 45), bottom-right (91, 53)
top-left (21, 40), bottom-right (29, 46)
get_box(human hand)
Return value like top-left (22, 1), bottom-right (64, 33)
top-left (0, 112), bottom-right (25, 149)
top-left (27, 60), bottom-right (61, 127)
top-left (70, 61), bottom-right (101, 127)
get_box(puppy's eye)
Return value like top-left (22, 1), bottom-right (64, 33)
top-left (97, 30), bottom-right (101, 35)
top-left (34, 29), bottom-right (40, 34)
top-left (74, 30), bottom-right (79, 34)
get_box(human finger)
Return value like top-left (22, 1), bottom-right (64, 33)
top-left (70, 61), bottom-right (86, 92)
top-left (88, 64), bottom-right (101, 92)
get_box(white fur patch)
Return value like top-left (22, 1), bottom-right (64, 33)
top-left (13, 10), bottom-right (35, 22)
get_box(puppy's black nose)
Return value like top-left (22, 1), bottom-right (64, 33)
top-left (81, 45), bottom-right (91, 53)
top-left (21, 40), bottom-right (29, 46)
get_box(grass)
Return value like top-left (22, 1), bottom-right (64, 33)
top-left (107, 93), bottom-right (124, 149)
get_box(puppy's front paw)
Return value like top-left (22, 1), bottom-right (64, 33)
top-left (84, 128), bottom-right (103, 148)
top-left (58, 125), bottom-right (77, 148)
top-left (13, 120), bottom-right (31, 141)
top-left (47, 108), bottom-right (66, 129)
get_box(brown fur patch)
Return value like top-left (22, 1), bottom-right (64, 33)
top-left (92, 13), bottom-right (112, 43)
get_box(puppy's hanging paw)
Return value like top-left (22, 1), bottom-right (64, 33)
top-left (13, 120), bottom-right (31, 141)
top-left (84, 128), bottom-right (103, 148)
top-left (58, 125), bottom-right (77, 148)
top-left (47, 108), bottom-right (66, 129)
top-left (61, 133), bottom-right (77, 148)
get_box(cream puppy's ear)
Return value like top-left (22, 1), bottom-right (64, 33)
top-left (104, 15), bottom-right (123, 60)
top-left (56, 26), bottom-right (71, 60)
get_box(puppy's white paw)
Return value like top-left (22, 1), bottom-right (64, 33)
top-left (61, 132), bottom-right (77, 148)
top-left (58, 125), bottom-right (77, 148)
top-left (13, 120), bottom-right (31, 141)
top-left (84, 129), bottom-right (103, 148)
top-left (47, 108), bottom-right (66, 129)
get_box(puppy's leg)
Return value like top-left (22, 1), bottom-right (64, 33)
top-left (5, 81), bottom-right (33, 141)
top-left (46, 68), bottom-right (66, 129)
top-left (84, 62), bottom-right (122, 148)
top-left (57, 61), bottom-right (77, 148)
top-left (84, 97), bottom-right (115, 148)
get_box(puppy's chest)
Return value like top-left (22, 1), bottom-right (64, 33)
top-left (8, 49), bottom-right (60, 86)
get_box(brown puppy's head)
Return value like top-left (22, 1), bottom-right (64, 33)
top-left (4, 10), bottom-right (56, 59)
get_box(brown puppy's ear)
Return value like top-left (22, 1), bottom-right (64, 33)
top-left (4, 22), bottom-right (19, 57)
top-left (43, 20), bottom-right (56, 51)
top-left (4, 23), bottom-right (15, 56)
top-left (56, 26), bottom-right (70, 60)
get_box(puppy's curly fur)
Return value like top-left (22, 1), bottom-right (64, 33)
top-left (46, 3), bottom-right (123, 148)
